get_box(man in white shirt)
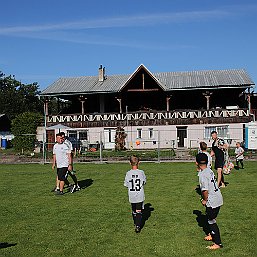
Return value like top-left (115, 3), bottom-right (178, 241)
top-left (52, 133), bottom-right (72, 195)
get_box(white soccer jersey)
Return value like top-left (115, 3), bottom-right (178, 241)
top-left (64, 139), bottom-right (73, 151)
top-left (235, 147), bottom-right (244, 160)
top-left (199, 167), bottom-right (223, 208)
top-left (53, 142), bottom-right (71, 168)
top-left (124, 169), bottom-right (146, 203)
top-left (202, 151), bottom-right (212, 168)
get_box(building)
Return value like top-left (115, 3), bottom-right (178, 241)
top-left (40, 64), bottom-right (255, 150)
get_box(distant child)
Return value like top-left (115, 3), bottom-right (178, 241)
top-left (124, 155), bottom-right (146, 233)
top-left (235, 142), bottom-right (244, 169)
top-left (199, 142), bottom-right (212, 168)
top-left (196, 153), bottom-right (224, 250)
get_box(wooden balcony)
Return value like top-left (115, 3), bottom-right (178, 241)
top-left (46, 108), bottom-right (253, 128)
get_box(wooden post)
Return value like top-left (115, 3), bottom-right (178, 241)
top-left (79, 95), bottom-right (87, 114)
top-left (202, 91), bottom-right (213, 110)
top-left (116, 98), bottom-right (122, 113)
top-left (166, 96), bottom-right (171, 112)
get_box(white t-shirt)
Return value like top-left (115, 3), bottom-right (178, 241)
top-left (235, 147), bottom-right (244, 160)
top-left (202, 151), bottom-right (212, 168)
top-left (124, 169), bottom-right (146, 203)
top-left (53, 142), bottom-right (71, 168)
top-left (199, 167), bottom-right (223, 208)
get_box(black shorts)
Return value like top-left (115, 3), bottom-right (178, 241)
top-left (214, 156), bottom-right (224, 169)
top-left (57, 167), bottom-right (69, 181)
top-left (206, 206), bottom-right (220, 221)
top-left (131, 202), bottom-right (143, 212)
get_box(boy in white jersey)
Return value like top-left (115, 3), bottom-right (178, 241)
top-left (124, 155), bottom-right (146, 233)
top-left (196, 153), bottom-right (224, 250)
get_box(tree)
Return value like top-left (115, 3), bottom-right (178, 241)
top-left (11, 112), bottom-right (43, 151)
top-left (115, 126), bottom-right (127, 151)
top-left (0, 71), bottom-right (43, 119)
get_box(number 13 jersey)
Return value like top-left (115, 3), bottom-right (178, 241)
top-left (124, 169), bottom-right (146, 203)
top-left (199, 167), bottom-right (223, 208)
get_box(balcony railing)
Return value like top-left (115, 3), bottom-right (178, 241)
top-left (46, 108), bottom-right (253, 128)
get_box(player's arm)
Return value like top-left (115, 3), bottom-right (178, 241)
top-left (201, 190), bottom-right (208, 206)
top-left (67, 152), bottom-right (72, 171)
top-left (124, 173), bottom-right (129, 187)
top-left (52, 154), bottom-right (56, 170)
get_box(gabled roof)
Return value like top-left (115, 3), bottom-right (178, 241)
top-left (40, 65), bottom-right (255, 96)
top-left (118, 64), bottom-right (166, 92)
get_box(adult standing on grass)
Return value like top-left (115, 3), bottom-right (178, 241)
top-left (210, 131), bottom-right (227, 188)
top-left (196, 153), bottom-right (224, 250)
top-left (52, 133), bottom-right (72, 195)
top-left (60, 132), bottom-right (80, 193)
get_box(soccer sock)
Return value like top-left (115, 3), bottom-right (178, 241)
top-left (132, 212), bottom-right (137, 225)
top-left (240, 160), bottom-right (244, 168)
top-left (135, 211), bottom-right (142, 228)
top-left (70, 174), bottom-right (78, 184)
top-left (209, 223), bottom-right (222, 245)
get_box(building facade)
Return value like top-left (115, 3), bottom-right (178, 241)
top-left (40, 64), bottom-right (255, 150)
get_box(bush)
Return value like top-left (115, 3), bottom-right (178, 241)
top-left (11, 112), bottom-right (43, 151)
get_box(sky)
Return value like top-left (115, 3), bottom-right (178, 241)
top-left (0, 0), bottom-right (257, 91)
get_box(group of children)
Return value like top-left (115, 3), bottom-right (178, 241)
top-left (123, 139), bottom-right (245, 251)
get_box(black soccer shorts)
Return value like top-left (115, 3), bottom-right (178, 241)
top-left (57, 167), bottom-right (69, 181)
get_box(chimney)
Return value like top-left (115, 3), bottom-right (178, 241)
top-left (98, 65), bottom-right (105, 82)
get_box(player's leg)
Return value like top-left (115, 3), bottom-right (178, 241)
top-left (240, 159), bottom-right (244, 169)
top-left (236, 159), bottom-right (239, 169)
top-left (206, 207), bottom-right (223, 249)
top-left (57, 168), bottom-right (68, 195)
top-left (134, 202), bottom-right (143, 233)
top-left (131, 203), bottom-right (137, 225)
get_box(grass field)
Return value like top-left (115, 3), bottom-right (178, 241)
top-left (0, 161), bottom-right (257, 257)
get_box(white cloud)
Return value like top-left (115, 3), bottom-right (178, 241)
top-left (0, 10), bottom-right (230, 35)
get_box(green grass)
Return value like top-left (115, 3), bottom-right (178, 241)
top-left (0, 162), bottom-right (256, 257)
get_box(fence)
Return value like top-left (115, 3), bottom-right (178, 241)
top-left (1, 124), bottom-right (255, 163)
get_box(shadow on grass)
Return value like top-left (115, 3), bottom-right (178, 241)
top-left (193, 210), bottom-right (209, 236)
top-left (141, 203), bottom-right (154, 229)
top-left (0, 242), bottom-right (17, 249)
top-left (78, 178), bottom-right (94, 189)
top-left (195, 185), bottom-right (201, 196)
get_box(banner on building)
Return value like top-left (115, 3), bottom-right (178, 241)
top-left (245, 122), bottom-right (257, 150)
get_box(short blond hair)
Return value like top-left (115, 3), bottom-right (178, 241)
top-left (199, 141), bottom-right (207, 151)
top-left (130, 155), bottom-right (139, 166)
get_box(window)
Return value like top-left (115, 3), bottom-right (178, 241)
top-left (137, 128), bottom-right (142, 139)
top-left (205, 126), bottom-right (229, 139)
top-left (149, 128), bottom-right (154, 139)
top-left (68, 130), bottom-right (77, 139)
top-left (78, 131), bottom-right (88, 140)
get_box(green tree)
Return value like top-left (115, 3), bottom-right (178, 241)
top-left (11, 112), bottom-right (43, 151)
top-left (0, 71), bottom-right (43, 119)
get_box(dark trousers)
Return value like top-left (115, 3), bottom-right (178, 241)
top-left (131, 202), bottom-right (143, 228)
top-left (206, 206), bottom-right (222, 245)
top-left (236, 159), bottom-right (244, 168)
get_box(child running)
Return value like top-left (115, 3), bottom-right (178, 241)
top-left (124, 155), bottom-right (146, 233)
top-left (235, 142), bottom-right (244, 169)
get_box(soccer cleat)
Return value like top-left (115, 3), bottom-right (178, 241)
top-left (70, 185), bottom-right (77, 193)
top-left (135, 226), bottom-right (141, 233)
top-left (51, 187), bottom-right (59, 192)
top-left (76, 185), bottom-right (81, 191)
top-left (55, 191), bottom-right (63, 196)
